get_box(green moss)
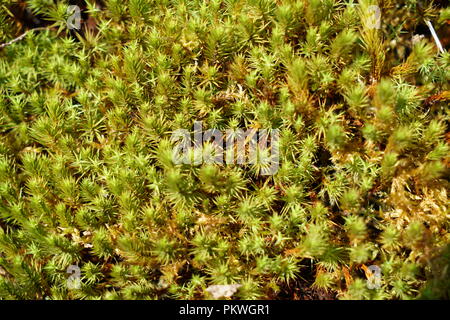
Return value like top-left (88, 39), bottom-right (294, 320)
top-left (0, 0), bottom-right (449, 300)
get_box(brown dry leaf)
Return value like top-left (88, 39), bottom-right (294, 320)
top-left (342, 267), bottom-right (353, 288)
top-left (361, 264), bottom-right (373, 280)
top-left (284, 248), bottom-right (301, 256)
top-left (160, 260), bottom-right (187, 284)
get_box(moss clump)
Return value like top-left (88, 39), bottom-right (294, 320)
top-left (0, 0), bottom-right (449, 300)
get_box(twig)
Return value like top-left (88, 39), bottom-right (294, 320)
top-left (0, 27), bottom-right (49, 49)
top-left (425, 20), bottom-right (445, 54)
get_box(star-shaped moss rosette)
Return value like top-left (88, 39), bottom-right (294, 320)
top-left (0, 0), bottom-right (448, 300)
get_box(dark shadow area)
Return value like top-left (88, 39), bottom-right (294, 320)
top-left (419, 244), bottom-right (450, 299)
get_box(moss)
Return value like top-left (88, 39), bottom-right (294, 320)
top-left (0, 0), bottom-right (448, 300)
